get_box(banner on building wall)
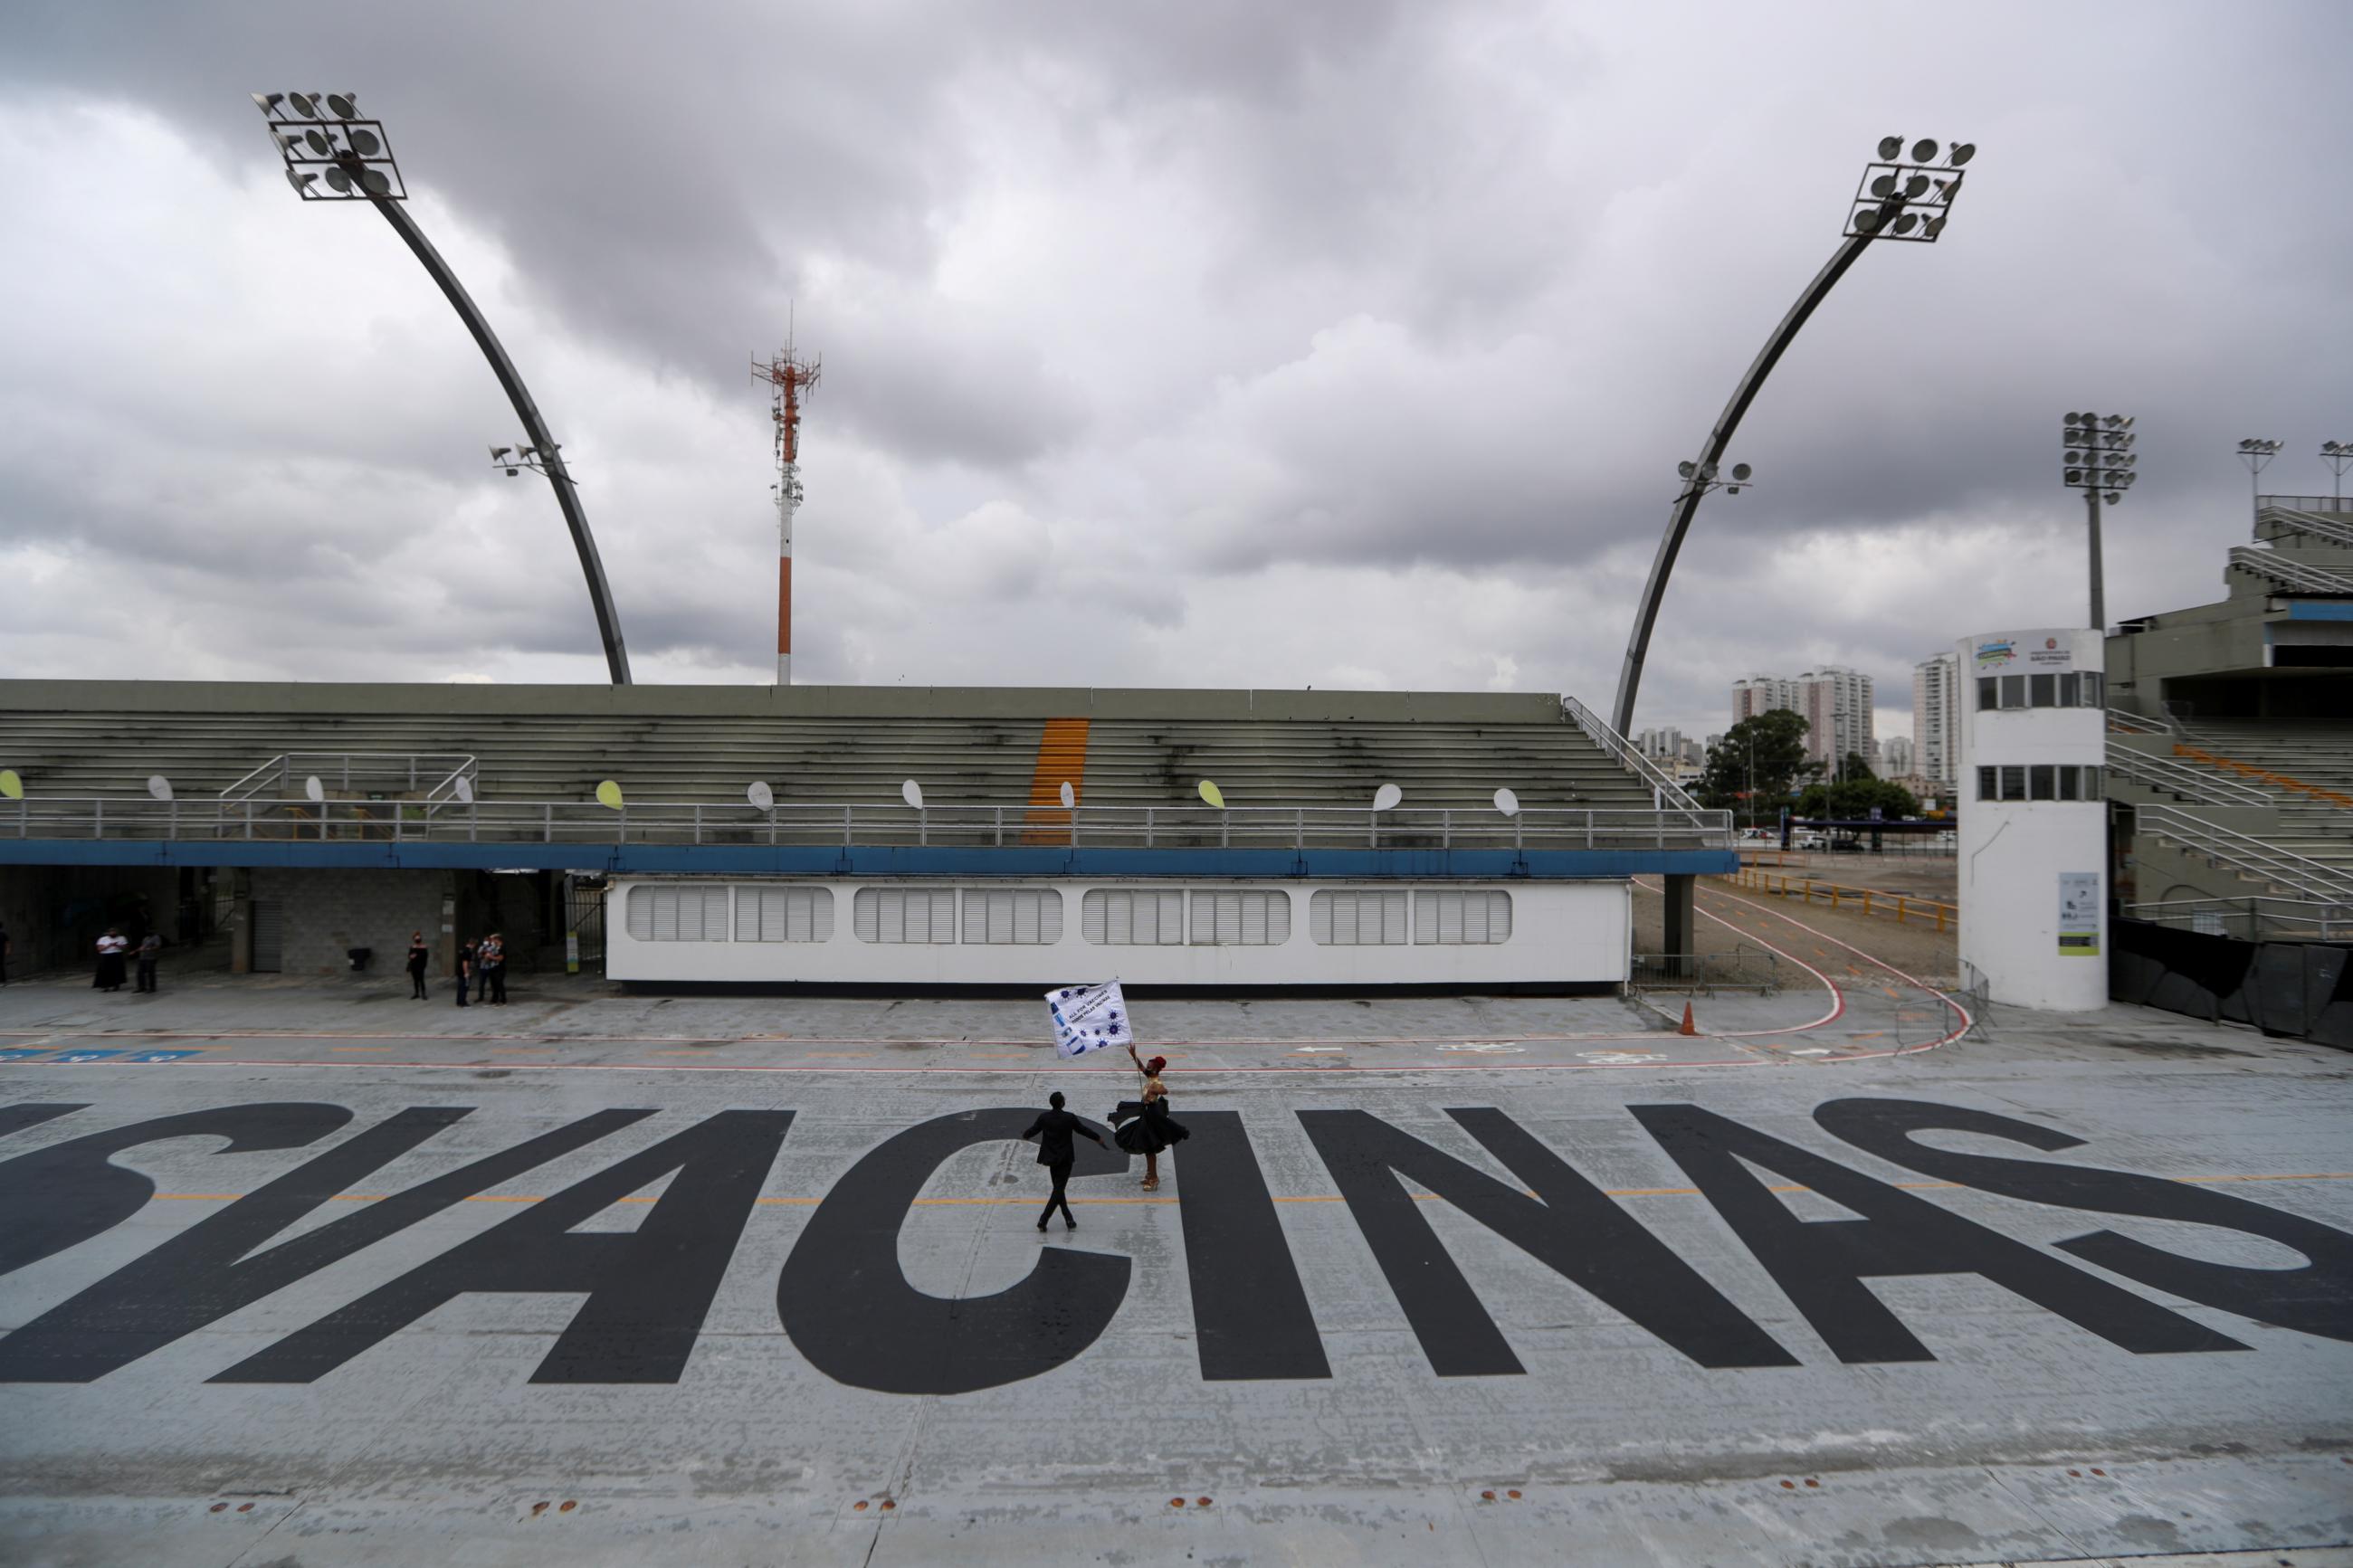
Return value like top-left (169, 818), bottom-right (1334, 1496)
top-left (2058, 871), bottom-right (2101, 957)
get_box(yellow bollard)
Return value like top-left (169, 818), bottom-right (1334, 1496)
top-left (1897, 897), bottom-right (1909, 925)
top-left (1862, 890), bottom-right (1872, 919)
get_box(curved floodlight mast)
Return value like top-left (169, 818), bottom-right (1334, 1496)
top-left (250, 91), bottom-right (632, 684)
top-left (1612, 138), bottom-right (1974, 736)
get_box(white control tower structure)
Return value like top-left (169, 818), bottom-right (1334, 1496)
top-left (1957, 626), bottom-right (2110, 1012)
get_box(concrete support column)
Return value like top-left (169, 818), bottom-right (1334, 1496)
top-left (1662, 873), bottom-right (1695, 978)
top-left (229, 869), bottom-right (252, 975)
top-left (438, 871), bottom-right (459, 976)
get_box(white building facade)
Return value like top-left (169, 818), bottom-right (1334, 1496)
top-left (1913, 651), bottom-right (1963, 785)
top-left (1957, 627), bottom-right (2109, 1012)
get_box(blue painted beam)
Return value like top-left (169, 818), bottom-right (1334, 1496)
top-left (0, 839), bottom-right (1736, 879)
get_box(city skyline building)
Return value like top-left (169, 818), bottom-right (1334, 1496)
top-left (1731, 675), bottom-right (1801, 726)
top-left (1798, 666), bottom-right (1875, 775)
top-left (1879, 735), bottom-right (1915, 775)
top-left (1913, 651), bottom-right (1963, 785)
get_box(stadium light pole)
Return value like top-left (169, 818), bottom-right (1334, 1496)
top-left (2235, 437), bottom-right (2282, 520)
top-left (2062, 413), bottom-right (2136, 632)
top-left (250, 91), bottom-right (632, 684)
top-left (2319, 440), bottom-right (2349, 503)
top-left (1613, 137), bottom-right (1974, 737)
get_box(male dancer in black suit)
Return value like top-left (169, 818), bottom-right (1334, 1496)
top-left (1020, 1091), bottom-right (1107, 1232)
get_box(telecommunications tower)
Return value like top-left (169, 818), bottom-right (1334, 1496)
top-left (753, 327), bottom-right (822, 684)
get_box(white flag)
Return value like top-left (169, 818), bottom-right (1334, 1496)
top-left (1046, 979), bottom-right (1132, 1060)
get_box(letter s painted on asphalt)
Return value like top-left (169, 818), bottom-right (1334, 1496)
top-left (1815, 1098), bottom-right (2353, 1343)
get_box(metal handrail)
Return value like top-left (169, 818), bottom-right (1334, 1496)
top-left (2123, 896), bottom-right (2351, 943)
top-left (5, 794), bottom-right (1737, 851)
top-left (220, 752), bottom-right (478, 803)
top-left (1561, 696), bottom-right (1706, 813)
top-left (2103, 707), bottom-right (2173, 736)
top-left (2228, 545), bottom-right (2353, 594)
top-left (2257, 495), bottom-right (2353, 516)
top-left (2106, 747), bottom-right (2272, 807)
top-left (2258, 507), bottom-right (2353, 547)
top-left (2134, 803), bottom-right (2353, 903)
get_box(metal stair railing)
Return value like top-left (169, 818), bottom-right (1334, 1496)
top-left (1560, 695), bottom-right (1706, 813)
top-left (220, 752), bottom-right (478, 803)
top-left (2103, 707), bottom-right (2173, 736)
top-left (2134, 803), bottom-right (2353, 904)
top-left (2260, 506), bottom-right (2353, 547)
top-left (2105, 747), bottom-right (2272, 807)
top-left (2228, 546), bottom-right (2353, 595)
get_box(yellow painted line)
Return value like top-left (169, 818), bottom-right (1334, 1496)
top-left (142, 1174), bottom-right (2353, 1209)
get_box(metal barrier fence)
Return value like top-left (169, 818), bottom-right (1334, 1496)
top-left (2123, 897), bottom-right (2352, 944)
top-left (5, 795), bottom-right (1736, 852)
top-left (1719, 866), bottom-right (1956, 931)
top-left (1628, 946), bottom-right (1782, 993)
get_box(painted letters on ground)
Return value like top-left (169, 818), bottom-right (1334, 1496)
top-left (0, 1098), bottom-right (2345, 1393)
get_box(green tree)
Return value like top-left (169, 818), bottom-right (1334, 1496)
top-left (1696, 710), bottom-right (1817, 826)
top-left (1795, 775), bottom-right (1923, 822)
top-left (1840, 749), bottom-right (1875, 783)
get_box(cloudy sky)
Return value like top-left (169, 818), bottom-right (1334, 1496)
top-left (3, 1), bottom-right (2348, 748)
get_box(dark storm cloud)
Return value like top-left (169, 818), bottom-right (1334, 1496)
top-left (2, 0), bottom-right (2349, 736)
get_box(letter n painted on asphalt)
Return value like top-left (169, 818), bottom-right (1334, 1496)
top-left (777, 1108), bottom-right (1130, 1395)
top-left (1298, 1107), bottom-right (1797, 1376)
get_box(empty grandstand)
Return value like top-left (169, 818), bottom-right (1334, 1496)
top-left (2107, 496), bottom-right (2353, 943)
top-left (0, 680), bottom-right (1730, 987)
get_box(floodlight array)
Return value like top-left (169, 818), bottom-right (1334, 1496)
top-left (250, 90), bottom-right (405, 200)
top-left (2063, 412), bottom-right (2137, 505)
top-left (1847, 137), bottom-right (1974, 242)
top-left (1674, 459), bottom-right (1756, 497)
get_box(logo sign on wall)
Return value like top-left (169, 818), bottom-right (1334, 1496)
top-left (2058, 870), bottom-right (2101, 956)
top-left (1976, 630), bottom-right (2077, 672)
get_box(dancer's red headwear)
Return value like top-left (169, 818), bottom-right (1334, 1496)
top-left (1146, 1055), bottom-right (1167, 1075)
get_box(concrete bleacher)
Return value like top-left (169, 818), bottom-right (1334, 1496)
top-left (0, 680), bottom-right (1661, 819)
top-left (2169, 717), bottom-right (2353, 882)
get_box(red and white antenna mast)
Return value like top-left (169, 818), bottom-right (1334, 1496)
top-left (752, 318), bottom-right (821, 684)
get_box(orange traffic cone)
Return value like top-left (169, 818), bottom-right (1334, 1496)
top-left (1677, 1003), bottom-right (1698, 1037)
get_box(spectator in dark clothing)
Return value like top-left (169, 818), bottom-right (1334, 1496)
top-left (1020, 1091), bottom-right (1108, 1232)
top-left (455, 941), bottom-right (475, 1008)
top-left (134, 932), bottom-right (162, 993)
top-left (0, 917), bottom-right (11, 986)
top-left (483, 932), bottom-right (509, 1005)
top-left (405, 930), bottom-right (431, 1001)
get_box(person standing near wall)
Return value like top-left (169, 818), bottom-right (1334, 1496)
top-left (405, 930), bottom-right (431, 1001)
top-left (454, 939), bottom-right (475, 1008)
top-left (92, 928), bottom-right (128, 993)
top-left (481, 932), bottom-right (508, 1005)
top-left (134, 931), bottom-right (162, 993)
top-left (0, 917), bottom-right (11, 986)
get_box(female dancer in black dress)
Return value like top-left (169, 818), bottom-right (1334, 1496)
top-left (1108, 1043), bottom-right (1186, 1190)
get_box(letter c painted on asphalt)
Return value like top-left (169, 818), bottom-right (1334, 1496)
top-left (776, 1108), bottom-right (1131, 1395)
